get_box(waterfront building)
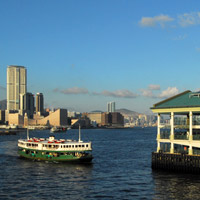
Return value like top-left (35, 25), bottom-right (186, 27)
top-left (8, 113), bottom-right (24, 126)
top-left (111, 112), bottom-right (124, 126)
top-left (36, 93), bottom-right (44, 115)
top-left (101, 112), bottom-right (124, 127)
top-left (20, 93), bottom-right (34, 118)
top-left (151, 90), bottom-right (200, 173)
top-left (68, 111), bottom-right (81, 118)
top-left (37, 109), bottom-right (68, 126)
top-left (101, 112), bottom-right (112, 126)
top-left (7, 66), bottom-right (27, 111)
top-left (0, 110), bottom-right (5, 124)
top-left (82, 112), bottom-right (102, 125)
top-left (107, 101), bottom-right (115, 113)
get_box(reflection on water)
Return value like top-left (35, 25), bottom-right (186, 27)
top-left (2, 128), bottom-right (200, 199)
top-left (0, 128), bottom-right (158, 199)
top-left (1, 155), bottom-right (94, 199)
top-left (152, 170), bottom-right (200, 199)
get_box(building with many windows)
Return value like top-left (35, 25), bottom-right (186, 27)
top-left (36, 93), bottom-right (44, 115)
top-left (107, 101), bottom-right (115, 113)
top-left (7, 65), bottom-right (27, 111)
top-left (20, 92), bottom-right (34, 118)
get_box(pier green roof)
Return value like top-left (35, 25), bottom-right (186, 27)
top-left (151, 90), bottom-right (200, 109)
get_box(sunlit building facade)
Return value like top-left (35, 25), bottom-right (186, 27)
top-left (7, 66), bottom-right (27, 111)
top-left (107, 101), bottom-right (115, 113)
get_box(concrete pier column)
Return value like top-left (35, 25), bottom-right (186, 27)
top-left (170, 142), bottom-right (174, 153)
top-left (157, 113), bottom-right (161, 139)
top-left (170, 112), bottom-right (174, 140)
top-left (189, 145), bottom-right (193, 155)
top-left (189, 111), bottom-right (193, 141)
top-left (157, 141), bottom-right (160, 152)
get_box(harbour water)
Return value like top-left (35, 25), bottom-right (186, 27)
top-left (1, 127), bottom-right (200, 199)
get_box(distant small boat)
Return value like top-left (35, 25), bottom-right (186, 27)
top-left (50, 126), bottom-right (67, 133)
top-left (28, 126), bottom-right (36, 130)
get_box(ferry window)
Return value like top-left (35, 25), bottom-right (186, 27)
top-left (72, 145), bottom-right (74, 148)
top-left (79, 145), bottom-right (81, 147)
top-left (75, 145), bottom-right (78, 148)
top-left (86, 145), bottom-right (88, 147)
top-left (82, 145), bottom-right (84, 147)
top-left (61, 146), bottom-right (62, 148)
top-left (69, 145), bottom-right (71, 148)
top-left (66, 145), bottom-right (68, 148)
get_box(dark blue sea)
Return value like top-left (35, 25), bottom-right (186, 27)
top-left (1, 127), bottom-right (200, 199)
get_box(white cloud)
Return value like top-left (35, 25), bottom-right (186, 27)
top-left (178, 12), bottom-right (200, 27)
top-left (148, 84), bottom-right (160, 90)
top-left (158, 87), bottom-right (179, 98)
top-left (97, 90), bottom-right (138, 98)
top-left (54, 87), bottom-right (89, 95)
top-left (141, 85), bottom-right (179, 99)
top-left (140, 84), bottom-right (160, 98)
top-left (139, 14), bottom-right (174, 27)
top-left (139, 11), bottom-right (200, 29)
top-left (141, 89), bottom-right (155, 98)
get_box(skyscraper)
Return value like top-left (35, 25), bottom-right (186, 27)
top-left (36, 93), bottom-right (44, 115)
top-left (7, 66), bottom-right (27, 111)
top-left (20, 93), bottom-right (34, 118)
top-left (107, 101), bottom-right (116, 113)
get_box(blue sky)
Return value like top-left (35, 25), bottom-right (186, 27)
top-left (1, 0), bottom-right (200, 113)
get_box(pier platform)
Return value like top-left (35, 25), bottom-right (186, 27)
top-left (152, 152), bottom-right (200, 173)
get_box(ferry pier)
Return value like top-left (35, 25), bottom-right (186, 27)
top-left (151, 90), bottom-right (200, 173)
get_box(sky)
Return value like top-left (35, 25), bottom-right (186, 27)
top-left (1, 0), bottom-right (200, 114)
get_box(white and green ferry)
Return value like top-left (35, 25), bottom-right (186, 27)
top-left (18, 127), bottom-right (93, 162)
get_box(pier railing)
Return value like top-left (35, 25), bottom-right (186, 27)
top-left (160, 131), bottom-right (170, 139)
top-left (193, 135), bottom-right (200, 140)
top-left (174, 134), bottom-right (188, 140)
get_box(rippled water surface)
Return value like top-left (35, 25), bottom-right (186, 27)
top-left (1, 128), bottom-right (200, 199)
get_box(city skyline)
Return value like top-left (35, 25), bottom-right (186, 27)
top-left (1, 1), bottom-right (200, 113)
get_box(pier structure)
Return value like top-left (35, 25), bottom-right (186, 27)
top-left (151, 90), bottom-right (200, 173)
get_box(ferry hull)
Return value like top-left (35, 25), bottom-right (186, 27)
top-left (18, 148), bottom-right (93, 163)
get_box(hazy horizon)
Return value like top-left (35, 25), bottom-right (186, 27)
top-left (0, 1), bottom-right (200, 113)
